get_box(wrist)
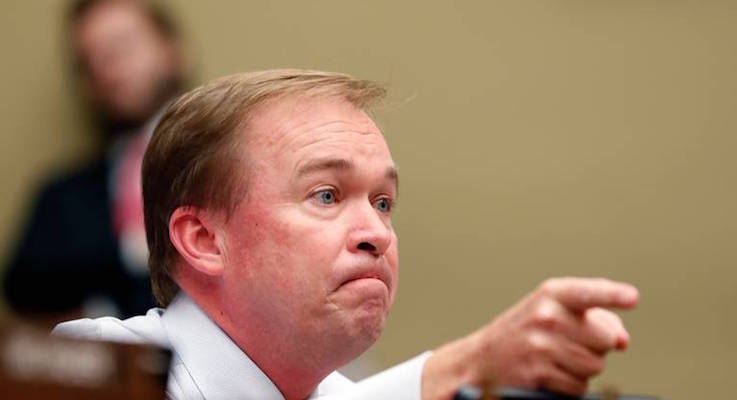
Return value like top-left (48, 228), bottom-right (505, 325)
top-left (421, 332), bottom-right (487, 400)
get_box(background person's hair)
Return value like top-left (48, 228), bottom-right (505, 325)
top-left (143, 69), bottom-right (387, 306)
top-left (67, 0), bottom-right (188, 133)
top-left (68, 0), bottom-right (179, 40)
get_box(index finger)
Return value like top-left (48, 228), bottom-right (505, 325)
top-left (540, 277), bottom-right (639, 312)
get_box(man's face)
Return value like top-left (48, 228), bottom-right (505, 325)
top-left (73, 1), bottom-right (180, 126)
top-left (221, 96), bottom-right (399, 363)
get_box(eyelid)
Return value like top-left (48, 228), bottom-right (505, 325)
top-left (372, 192), bottom-right (396, 202)
top-left (310, 185), bottom-right (338, 196)
top-left (308, 186), bottom-right (340, 205)
top-left (372, 194), bottom-right (397, 213)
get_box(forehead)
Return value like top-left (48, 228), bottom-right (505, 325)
top-left (243, 96), bottom-right (393, 167)
top-left (74, 1), bottom-right (154, 41)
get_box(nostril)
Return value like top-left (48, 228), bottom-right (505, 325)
top-left (357, 242), bottom-right (376, 252)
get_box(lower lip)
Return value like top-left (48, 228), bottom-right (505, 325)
top-left (339, 277), bottom-right (388, 294)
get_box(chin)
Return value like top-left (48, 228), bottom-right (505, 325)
top-left (350, 302), bottom-right (388, 346)
top-left (320, 305), bottom-right (388, 369)
top-left (326, 283), bottom-right (392, 354)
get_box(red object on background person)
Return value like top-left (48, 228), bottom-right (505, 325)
top-left (112, 133), bottom-right (150, 276)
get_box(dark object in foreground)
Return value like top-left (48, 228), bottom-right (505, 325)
top-left (454, 385), bottom-right (659, 400)
top-left (0, 324), bottom-right (170, 400)
top-left (496, 387), bottom-right (658, 400)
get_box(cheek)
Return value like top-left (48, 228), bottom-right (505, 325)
top-left (386, 233), bottom-right (400, 300)
top-left (227, 205), bottom-right (344, 294)
top-left (282, 217), bottom-right (347, 285)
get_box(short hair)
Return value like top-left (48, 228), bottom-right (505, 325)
top-left (143, 69), bottom-right (387, 306)
top-left (68, 0), bottom-right (179, 40)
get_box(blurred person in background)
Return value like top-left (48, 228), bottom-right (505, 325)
top-left (3, 0), bottom-right (189, 321)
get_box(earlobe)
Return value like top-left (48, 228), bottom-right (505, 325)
top-left (169, 207), bottom-right (225, 276)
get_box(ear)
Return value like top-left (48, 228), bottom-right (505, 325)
top-left (169, 207), bottom-right (225, 276)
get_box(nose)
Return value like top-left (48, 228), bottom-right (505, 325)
top-left (347, 201), bottom-right (393, 257)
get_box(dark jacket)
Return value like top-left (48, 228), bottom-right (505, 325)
top-left (3, 158), bottom-right (155, 317)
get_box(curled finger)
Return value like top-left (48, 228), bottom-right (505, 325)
top-left (535, 362), bottom-right (588, 396)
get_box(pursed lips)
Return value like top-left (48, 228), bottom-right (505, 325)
top-left (335, 260), bottom-right (392, 292)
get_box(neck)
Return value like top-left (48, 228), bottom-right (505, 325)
top-left (178, 278), bottom-right (347, 399)
top-left (213, 306), bottom-right (345, 400)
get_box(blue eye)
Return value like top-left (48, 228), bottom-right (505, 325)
top-left (375, 198), bottom-right (393, 213)
top-left (315, 190), bottom-right (336, 205)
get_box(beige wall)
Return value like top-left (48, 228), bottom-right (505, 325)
top-left (1, 1), bottom-right (735, 398)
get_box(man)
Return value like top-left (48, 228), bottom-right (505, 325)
top-left (54, 69), bottom-right (639, 400)
top-left (4, 0), bottom-right (187, 319)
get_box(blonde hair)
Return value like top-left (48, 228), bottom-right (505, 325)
top-left (142, 69), bottom-right (387, 306)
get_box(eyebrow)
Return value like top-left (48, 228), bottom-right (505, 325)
top-left (296, 157), bottom-right (399, 190)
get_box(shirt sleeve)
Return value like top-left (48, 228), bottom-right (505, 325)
top-left (52, 318), bottom-right (103, 340)
top-left (317, 351), bottom-right (432, 400)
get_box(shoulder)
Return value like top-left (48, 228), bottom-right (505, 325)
top-left (315, 371), bottom-right (355, 395)
top-left (38, 159), bottom-right (109, 200)
top-left (52, 308), bottom-right (169, 347)
top-left (26, 160), bottom-right (110, 223)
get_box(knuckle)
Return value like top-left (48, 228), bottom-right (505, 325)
top-left (589, 357), bottom-right (605, 375)
top-left (574, 347), bottom-right (605, 376)
top-left (532, 302), bottom-right (558, 329)
top-left (532, 366), bottom-right (551, 387)
top-left (547, 374), bottom-right (587, 396)
top-left (528, 332), bottom-right (551, 357)
top-left (571, 380), bottom-right (589, 395)
top-left (539, 278), bottom-right (558, 295)
top-left (518, 367), bottom-right (539, 387)
top-left (534, 373), bottom-right (548, 388)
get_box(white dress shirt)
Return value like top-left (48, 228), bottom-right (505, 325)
top-left (53, 293), bottom-right (431, 400)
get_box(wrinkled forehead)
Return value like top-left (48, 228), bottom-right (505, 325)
top-left (231, 95), bottom-right (396, 195)
top-left (242, 95), bottom-right (389, 157)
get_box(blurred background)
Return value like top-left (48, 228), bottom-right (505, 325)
top-left (0, 1), bottom-right (735, 399)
